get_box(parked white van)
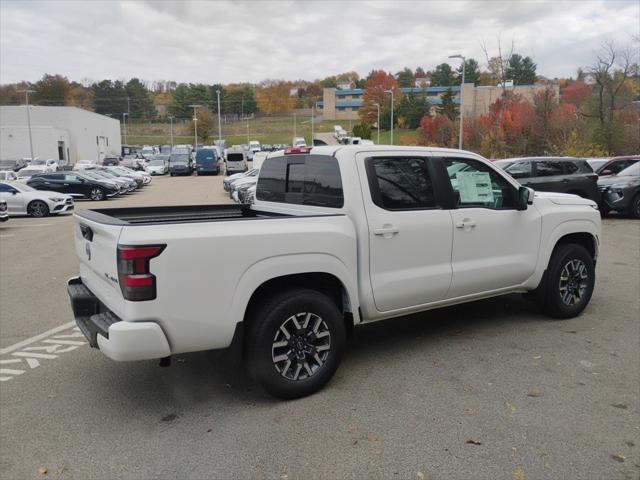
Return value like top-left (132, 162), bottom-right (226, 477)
top-left (225, 148), bottom-right (249, 174)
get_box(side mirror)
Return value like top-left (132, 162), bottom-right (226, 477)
top-left (517, 186), bottom-right (534, 210)
top-left (11, 190), bottom-right (18, 195)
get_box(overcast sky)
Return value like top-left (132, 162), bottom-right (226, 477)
top-left (1, 0), bottom-right (638, 85)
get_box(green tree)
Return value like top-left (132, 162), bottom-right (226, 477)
top-left (430, 63), bottom-right (455, 87)
top-left (352, 123), bottom-right (372, 139)
top-left (126, 78), bottom-right (156, 120)
top-left (456, 58), bottom-right (481, 85)
top-left (32, 74), bottom-right (70, 106)
top-left (506, 54), bottom-right (537, 85)
top-left (395, 67), bottom-right (415, 88)
top-left (397, 92), bottom-right (432, 129)
top-left (92, 80), bottom-right (128, 116)
top-left (438, 88), bottom-right (458, 121)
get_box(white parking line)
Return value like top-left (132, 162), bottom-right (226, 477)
top-left (0, 323), bottom-right (86, 382)
top-left (0, 321), bottom-right (76, 355)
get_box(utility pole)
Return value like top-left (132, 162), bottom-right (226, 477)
top-left (188, 104), bottom-right (201, 150)
top-left (122, 113), bottom-right (128, 144)
top-left (385, 89), bottom-right (394, 145)
top-left (449, 54), bottom-right (466, 149)
top-left (18, 89), bottom-right (36, 160)
top-left (168, 116), bottom-right (175, 148)
top-left (216, 90), bottom-right (222, 141)
top-left (293, 113), bottom-right (297, 138)
top-left (311, 102), bottom-right (315, 146)
top-left (374, 102), bottom-right (380, 144)
top-left (246, 117), bottom-right (250, 143)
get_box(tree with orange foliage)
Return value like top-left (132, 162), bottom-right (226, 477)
top-left (254, 80), bottom-right (296, 115)
top-left (562, 80), bottom-right (591, 106)
top-left (359, 70), bottom-right (401, 125)
top-left (418, 115), bottom-right (455, 147)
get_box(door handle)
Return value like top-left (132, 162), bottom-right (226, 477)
top-left (561, 178), bottom-right (570, 183)
top-left (455, 219), bottom-right (476, 229)
top-left (373, 225), bottom-right (399, 236)
top-left (63, 183), bottom-right (69, 186)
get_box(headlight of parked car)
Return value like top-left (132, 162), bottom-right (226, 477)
top-left (48, 197), bottom-right (64, 202)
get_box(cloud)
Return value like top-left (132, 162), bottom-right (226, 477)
top-left (1, 0), bottom-right (638, 85)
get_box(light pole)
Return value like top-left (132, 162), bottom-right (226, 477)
top-left (449, 54), bottom-right (466, 150)
top-left (384, 89), bottom-right (394, 145)
top-left (293, 113), bottom-right (297, 138)
top-left (311, 101), bottom-right (316, 146)
top-left (188, 104), bottom-right (201, 150)
top-left (122, 113), bottom-right (128, 144)
top-left (18, 90), bottom-right (36, 160)
top-left (168, 116), bottom-right (175, 148)
top-left (374, 102), bottom-right (380, 144)
top-left (216, 90), bottom-right (222, 141)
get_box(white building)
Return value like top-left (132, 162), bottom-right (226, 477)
top-left (0, 106), bottom-right (121, 165)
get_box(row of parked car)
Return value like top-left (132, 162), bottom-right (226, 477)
top-left (0, 166), bottom-right (152, 218)
top-left (493, 155), bottom-right (640, 217)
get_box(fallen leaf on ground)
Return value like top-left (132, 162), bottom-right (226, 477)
top-left (416, 472), bottom-right (426, 480)
top-left (611, 403), bottom-right (628, 410)
top-left (463, 384), bottom-right (473, 392)
top-left (466, 439), bottom-right (482, 445)
top-left (527, 389), bottom-right (543, 398)
top-left (347, 425), bottom-right (358, 434)
top-left (352, 440), bottom-right (358, 445)
top-left (367, 433), bottom-right (378, 442)
top-left (37, 466), bottom-right (47, 475)
top-left (513, 467), bottom-right (526, 480)
top-left (256, 464), bottom-right (264, 470)
top-left (468, 408), bottom-right (477, 416)
top-left (372, 448), bottom-right (382, 456)
top-left (272, 415), bottom-right (282, 424)
top-left (533, 355), bottom-right (542, 360)
top-left (610, 454), bottom-right (625, 463)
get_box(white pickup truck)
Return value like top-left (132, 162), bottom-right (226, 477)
top-left (68, 146), bottom-right (601, 399)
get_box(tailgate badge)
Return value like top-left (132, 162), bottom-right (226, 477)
top-left (85, 242), bottom-right (91, 261)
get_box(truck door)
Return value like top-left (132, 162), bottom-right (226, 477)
top-left (437, 156), bottom-right (541, 298)
top-left (358, 154), bottom-right (453, 312)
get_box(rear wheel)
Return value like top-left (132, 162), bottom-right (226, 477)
top-left (89, 188), bottom-right (105, 201)
top-left (27, 200), bottom-right (49, 217)
top-left (246, 289), bottom-right (346, 399)
top-left (533, 243), bottom-right (595, 319)
top-left (630, 193), bottom-right (640, 219)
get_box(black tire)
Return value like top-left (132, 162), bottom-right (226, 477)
top-left (89, 187), bottom-right (105, 201)
top-left (246, 289), bottom-right (346, 399)
top-left (170, 173), bottom-right (174, 177)
top-left (630, 193), bottom-right (640, 219)
top-left (27, 200), bottom-right (49, 217)
top-left (533, 243), bottom-right (595, 319)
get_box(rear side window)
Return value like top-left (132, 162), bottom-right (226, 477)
top-left (257, 155), bottom-right (343, 208)
top-left (534, 161), bottom-right (564, 177)
top-left (504, 160), bottom-right (533, 179)
top-left (366, 157), bottom-right (436, 210)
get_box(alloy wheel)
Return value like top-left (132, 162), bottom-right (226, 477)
top-left (558, 259), bottom-right (589, 306)
top-left (271, 312), bottom-right (331, 381)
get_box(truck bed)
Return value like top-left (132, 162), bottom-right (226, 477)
top-left (75, 204), bottom-right (290, 226)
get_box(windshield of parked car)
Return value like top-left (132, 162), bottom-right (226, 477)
top-left (149, 159), bottom-right (165, 166)
top-left (79, 171), bottom-right (105, 181)
top-left (587, 159), bottom-right (608, 171)
top-left (8, 182), bottom-right (35, 192)
top-left (616, 162), bottom-right (640, 176)
top-left (170, 154), bottom-right (189, 164)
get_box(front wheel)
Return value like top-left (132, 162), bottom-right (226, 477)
top-left (533, 243), bottom-right (595, 319)
top-left (246, 289), bottom-right (346, 399)
top-left (630, 193), bottom-right (640, 219)
top-left (89, 188), bottom-right (105, 201)
top-left (27, 200), bottom-right (49, 217)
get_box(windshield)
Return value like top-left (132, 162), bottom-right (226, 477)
top-left (617, 162), bottom-right (640, 176)
top-left (30, 159), bottom-right (46, 165)
top-left (79, 171), bottom-right (104, 181)
top-left (149, 159), bottom-right (165, 166)
top-left (7, 182), bottom-right (35, 192)
top-left (171, 154), bottom-right (190, 164)
top-left (587, 159), bottom-right (608, 171)
top-left (17, 170), bottom-right (38, 178)
top-left (172, 147), bottom-right (190, 155)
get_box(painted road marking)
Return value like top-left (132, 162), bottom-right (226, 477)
top-left (0, 325), bottom-right (86, 382)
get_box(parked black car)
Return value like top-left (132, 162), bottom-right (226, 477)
top-left (597, 162), bottom-right (640, 217)
top-left (102, 155), bottom-right (121, 166)
top-left (27, 172), bottom-right (120, 201)
top-left (588, 156), bottom-right (639, 177)
top-left (495, 157), bottom-right (600, 203)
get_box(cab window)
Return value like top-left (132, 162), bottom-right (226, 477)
top-left (366, 157), bottom-right (437, 210)
top-left (442, 157), bottom-right (517, 209)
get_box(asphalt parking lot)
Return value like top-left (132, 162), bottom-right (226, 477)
top-left (0, 174), bottom-right (638, 480)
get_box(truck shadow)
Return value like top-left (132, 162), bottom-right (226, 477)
top-left (93, 293), bottom-right (547, 410)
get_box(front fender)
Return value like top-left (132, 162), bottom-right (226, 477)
top-left (229, 253), bottom-right (360, 328)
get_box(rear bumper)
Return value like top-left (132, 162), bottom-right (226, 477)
top-left (67, 276), bottom-right (171, 361)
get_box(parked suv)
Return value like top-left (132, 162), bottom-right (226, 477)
top-left (597, 162), bottom-right (640, 217)
top-left (588, 156), bottom-right (639, 177)
top-left (496, 157), bottom-right (600, 202)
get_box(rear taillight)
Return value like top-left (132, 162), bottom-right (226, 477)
top-left (285, 146), bottom-right (311, 155)
top-left (117, 245), bottom-right (165, 301)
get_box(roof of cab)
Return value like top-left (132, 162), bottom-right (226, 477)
top-left (308, 144), bottom-right (484, 159)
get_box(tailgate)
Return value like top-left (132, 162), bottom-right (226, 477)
top-left (74, 213), bottom-right (125, 317)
